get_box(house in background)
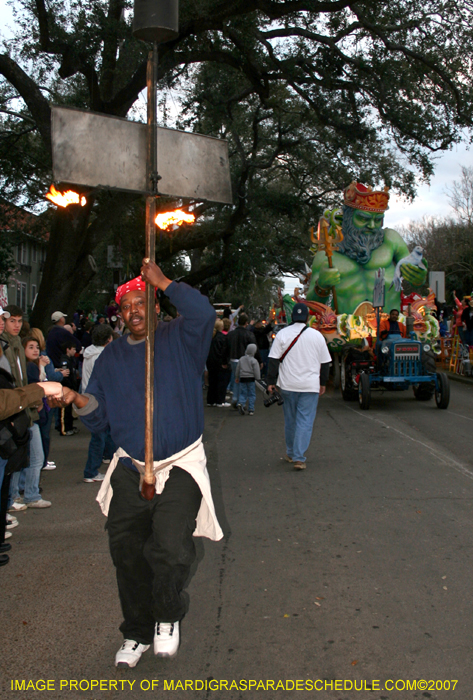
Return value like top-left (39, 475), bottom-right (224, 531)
top-left (0, 200), bottom-right (48, 315)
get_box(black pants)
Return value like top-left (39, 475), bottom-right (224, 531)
top-left (207, 364), bottom-right (231, 405)
top-left (0, 472), bottom-right (11, 545)
top-left (107, 462), bottom-right (202, 644)
top-left (59, 405), bottom-right (73, 434)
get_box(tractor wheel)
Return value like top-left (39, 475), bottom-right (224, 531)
top-left (341, 357), bottom-right (358, 401)
top-left (435, 372), bottom-right (450, 409)
top-left (358, 372), bottom-right (371, 410)
top-left (413, 383), bottom-right (434, 401)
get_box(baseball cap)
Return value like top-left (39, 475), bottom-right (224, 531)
top-left (291, 303), bottom-right (309, 323)
top-left (51, 311), bottom-right (67, 322)
top-left (0, 306), bottom-right (10, 318)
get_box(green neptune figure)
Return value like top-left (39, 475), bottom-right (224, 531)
top-left (307, 182), bottom-right (428, 313)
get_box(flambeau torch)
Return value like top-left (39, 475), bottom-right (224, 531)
top-left (45, 184), bottom-right (87, 208)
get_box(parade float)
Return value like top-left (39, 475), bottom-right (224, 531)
top-left (275, 182), bottom-right (450, 408)
top-left (279, 182), bottom-right (439, 352)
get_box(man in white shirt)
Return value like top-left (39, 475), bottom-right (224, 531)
top-left (267, 303), bottom-right (331, 470)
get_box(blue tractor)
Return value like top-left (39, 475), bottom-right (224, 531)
top-left (340, 335), bottom-right (450, 410)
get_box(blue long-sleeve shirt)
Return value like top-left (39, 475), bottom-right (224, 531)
top-left (79, 281), bottom-right (215, 468)
top-left (41, 351), bottom-right (64, 382)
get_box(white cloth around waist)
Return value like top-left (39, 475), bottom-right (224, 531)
top-left (96, 436), bottom-right (223, 542)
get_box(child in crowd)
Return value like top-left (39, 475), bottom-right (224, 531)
top-left (235, 343), bottom-right (260, 415)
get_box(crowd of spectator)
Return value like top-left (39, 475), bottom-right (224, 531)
top-left (0, 302), bottom-right (122, 566)
top-left (205, 307), bottom-right (273, 415)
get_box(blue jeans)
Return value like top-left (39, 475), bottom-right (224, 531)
top-left (0, 456), bottom-right (9, 543)
top-left (280, 390), bottom-right (320, 463)
top-left (230, 360), bottom-right (240, 405)
top-left (259, 349), bottom-right (269, 378)
top-left (0, 456), bottom-right (7, 506)
top-left (0, 457), bottom-right (6, 491)
top-left (238, 382), bottom-right (256, 411)
top-left (84, 430), bottom-right (116, 479)
top-left (10, 424), bottom-right (44, 503)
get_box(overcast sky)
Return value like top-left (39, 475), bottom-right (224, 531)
top-left (1, 0), bottom-right (471, 295)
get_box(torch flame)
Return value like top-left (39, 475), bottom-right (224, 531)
top-left (46, 185), bottom-right (86, 208)
top-left (155, 209), bottom-right (195, 231)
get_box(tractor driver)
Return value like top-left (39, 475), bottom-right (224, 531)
top-left (379, 309), bottom-right (406, 341)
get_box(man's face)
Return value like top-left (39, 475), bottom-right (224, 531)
top-left (120, 291), bottom-right (160, 339)
top-left (0, 315), bottom-right (5, 334)
top-left (99, 317), bottom-right (105, 324)
top-left (352, 209), bottom-right (385, 234)
top-left (121, 291), bottom-right (146, 338)
top-left (340, 205), bottom-right (386, 265)
top-left (66, 346), bottom-right (76, 357)
top-left (5, 315), bottom-right (22, 336)
top-left (389, 310), bottom-right (399, 322)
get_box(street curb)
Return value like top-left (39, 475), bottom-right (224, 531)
top-left (445, 371), bottom-right (473, 386)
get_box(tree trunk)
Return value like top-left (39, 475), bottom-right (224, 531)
top-left (29, 203), bottom-right (97, 332)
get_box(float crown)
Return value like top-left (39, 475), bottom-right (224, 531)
top-left (344, 182), bottom-right (390, 213)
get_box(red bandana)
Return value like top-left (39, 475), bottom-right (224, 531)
top-left (115, 276), bottom-right (148, 306)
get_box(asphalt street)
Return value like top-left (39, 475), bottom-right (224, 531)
top-left (1, 379), bottom-right (472, 700)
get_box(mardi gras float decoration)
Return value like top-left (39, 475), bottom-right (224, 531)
top-left (281, 182), bottom-right (438, 350)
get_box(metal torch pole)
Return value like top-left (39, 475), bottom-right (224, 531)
top-left (142, 42), bottom-right (158, 500)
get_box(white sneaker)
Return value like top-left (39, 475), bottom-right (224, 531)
top-left (8, 501), bottom-right (27, 512)
top-left (154, 621), bottom-right (179, 657)
top-left (5, 531), bottom-right (12, 539)
top-left (115, 640), bottom-right (150, 668)
top-left (43, 462), bottom-right (56, 470)
top-left (26, 499), bottom-right (52, 508)
top-left (83, 473), bottom-right (105, 483)
top-left (102, 459), bottom-right (111, 464)
top-left (217, 402), bottom-right (231, 407)
top-left (6, 519), bottom-right (18, 530)
top-left (6, 514), bottom-right (17, 524)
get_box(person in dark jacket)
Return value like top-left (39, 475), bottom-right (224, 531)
top-left (461, 298), bottom-right (473, 346)
top-left (46, 312), bottom-right (82, 367)
top-left (0, 376), bottom-right (63, 566)
top-left (250, 319), bottom-right (273, 378)
top-left (206, 319), bottom-right (230, 407)
top-left (224, 314), bottom-right (261, 408)
top-left (2, 307), bottom-right (50, 510)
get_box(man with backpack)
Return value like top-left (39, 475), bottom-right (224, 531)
top-left (267, 303), bottom-right (331, 471)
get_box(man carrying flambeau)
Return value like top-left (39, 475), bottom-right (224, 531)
top-left (53, 260), bottom-right (222, 667)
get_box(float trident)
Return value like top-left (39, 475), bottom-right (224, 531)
top-left (311, 213), bottom-right (343, 314)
